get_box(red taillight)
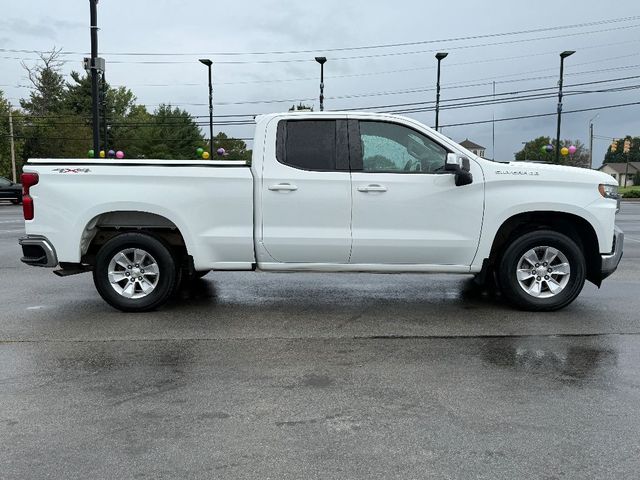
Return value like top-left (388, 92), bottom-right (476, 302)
top-left (21, 172), bottom-right (39, 221)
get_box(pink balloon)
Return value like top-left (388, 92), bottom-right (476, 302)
top-left (568, 145), bottom-right (577, 155)
top-left (116, 151), bottom-right (125, 159)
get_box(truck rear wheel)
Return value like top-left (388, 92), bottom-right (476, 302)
top-left (93, 232), bottom-right (178, 312)
top-left (498, 230), bottom-right (586, 311)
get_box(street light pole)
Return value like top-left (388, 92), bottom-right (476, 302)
top-left (555, 50), bottom-right (575, 163)
top-left (588, 113), bottom-right (599, 169)
top-left (315, 57), bottom-right (327, 111)
top-left (199, 59), bottom-right (214, 153)
top-left (89, 0), bottom-right (100, 156)
top-left (435, 52), bottom-right (448, 131)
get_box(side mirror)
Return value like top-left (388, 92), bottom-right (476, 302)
top-left (445, 153), bottom-right (473, 186)
top-left (445, 153), bottom-right (462, 172)
top-left (454, 170), bottom-right (473, 187)
top-left (445, 153), bottom-right (471, 172)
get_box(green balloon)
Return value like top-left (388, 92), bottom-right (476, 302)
top-left (196, 147), bottom-right (204, 156)
top-left (540, 146), bottom-right (547, 153)
top-left (88, 149), bottom-right (95, 158)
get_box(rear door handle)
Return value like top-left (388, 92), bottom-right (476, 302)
top-left (357, 184), bottom-right (387, 192)
top-left (269, 183), bottom-right (298, 191)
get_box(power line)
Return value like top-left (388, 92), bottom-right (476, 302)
top-left (3, 101), bottom-right (639, 144)
top-left (6, 80), bottom-right (639, 129)
top-left (5, 23), bottom-right (640, 66)
top-left (439, 101), bottom-right (640, 128)
top-left (3, 15), bottom-right (639, 58)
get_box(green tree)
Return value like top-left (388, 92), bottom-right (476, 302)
top-left (604, 135), bottom-right (640, 164)
top-left (289, 103), bottom-right (314, 111)
top-left (17, 49), bottom-right (92, 160)
top-left (120, 104), bottom-right (204, 159)
top-left (514, 136), bottom-right (555, 163)
top-left (211, 132), bottom-right (252, 160)
top-left (0, 90), bottom-right (16, 178)
top-left (19, 50), bottom-right (66, 116)
top-left (109, 104), bottom-right (153, 159)
top-left (515, 136), bottom-right (589, 167)
top-left (13, 48), bottom-right (208, 161)
top-left (65, 71), bottom-right (137, 121)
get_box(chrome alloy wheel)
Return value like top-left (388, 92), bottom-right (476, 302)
top-left (107, 248), bottom-right (160, 299)
top-left (516, 246), bottom-right (571, 299)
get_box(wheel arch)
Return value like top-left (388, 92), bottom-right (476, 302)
top-left (487, 210), bottom-right (602, 286)
top-left (78, 208), bottom-right (192, 265)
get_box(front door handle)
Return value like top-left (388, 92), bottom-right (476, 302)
top-left (269, 183), bottom-right (298, 191)
top-left (357, 184), bottom-right (387, 193)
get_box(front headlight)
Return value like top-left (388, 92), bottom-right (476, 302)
top-left (598, 184), bottom-right (619, 199)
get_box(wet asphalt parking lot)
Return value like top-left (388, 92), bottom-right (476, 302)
top-left (1, 202), bottom-right (640, 479)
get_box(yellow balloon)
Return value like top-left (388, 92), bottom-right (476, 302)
top-left (560, 147), bottom-right (569, 156)
top-left (99, 150), bottom-right (106, 158)
top-left (202, 151), bottom-right (210, 159)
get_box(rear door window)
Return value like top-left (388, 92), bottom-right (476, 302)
top-left (277, 120), bottom-right (348, 171)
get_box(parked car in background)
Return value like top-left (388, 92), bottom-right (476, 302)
top-left (0, 176), bottom-right (22, 204)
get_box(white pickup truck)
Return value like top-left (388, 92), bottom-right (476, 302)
top-left (19, 111), bottom-right (623, 312)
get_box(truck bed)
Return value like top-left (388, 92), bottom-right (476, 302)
top-left (23, 158), bottom-right (256, 271)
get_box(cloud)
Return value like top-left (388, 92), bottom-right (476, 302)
top-left (0, 17), bottom-right (84, 43)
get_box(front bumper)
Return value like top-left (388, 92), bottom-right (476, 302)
top-left (601, 226), bottom-right (624, 280)
top-left (19, 235), bottom-right (58, 267)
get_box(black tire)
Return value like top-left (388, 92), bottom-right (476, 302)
top-left (93, 232), bottom-right (178, 312)
top-left (498, 230), bottom-right (586, 311)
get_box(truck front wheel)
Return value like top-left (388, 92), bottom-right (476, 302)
top-left (498, 230), bottom-right (586, 311)
top-left (93, 232), bottom-right (178, 312)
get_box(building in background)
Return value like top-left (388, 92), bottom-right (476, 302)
top-left (459, 139), bottom-right (486, 158)
top-left (598, 162), bottom-right (639, 187)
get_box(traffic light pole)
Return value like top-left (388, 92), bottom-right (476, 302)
top-left (624, 146), bottom-right (630, 188)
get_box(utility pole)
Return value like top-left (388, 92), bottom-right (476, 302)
top-left (102, 72), bottom-right (108, 151)
top-left (492, 81), bottom-right (496, 160)
top-left (89, 0), bottom-right (100, 156)
top-left (8, 102), bottom-right (16, 183)
top-left (588, 113), bottom-right (598, 170)
top-left (588, 122), bottom-right (594, 170)
top-left (555, 50), bottom-right (575, 163)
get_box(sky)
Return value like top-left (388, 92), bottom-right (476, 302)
top-left (1, 0), bottom-right (639, 166)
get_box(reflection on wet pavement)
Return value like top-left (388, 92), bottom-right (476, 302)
top-left (482, 338), bottom-right (617, 386)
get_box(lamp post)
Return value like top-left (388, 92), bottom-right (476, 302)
top-left (435, 52), bottom-right (448, 131)
top-left (315, 57), bottom-right (327, 111)
top-left (555, 50), bottom-right (575, 163)
top-left (588, 113), bottom-right (599, 169)
top-left (199, 58), bottom-right (214, 154)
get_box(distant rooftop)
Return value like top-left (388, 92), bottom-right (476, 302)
top-left (599, 162), bottom-right (640, 173)
top-left (459, 139), bottom-right (486, 150)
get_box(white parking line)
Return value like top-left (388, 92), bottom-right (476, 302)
top-left (0, 220), bottom-right (23, 224)
top-left (626, 236), bottom-right (640, 244)
top-left (0, 229), bottom-right (24, 234)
